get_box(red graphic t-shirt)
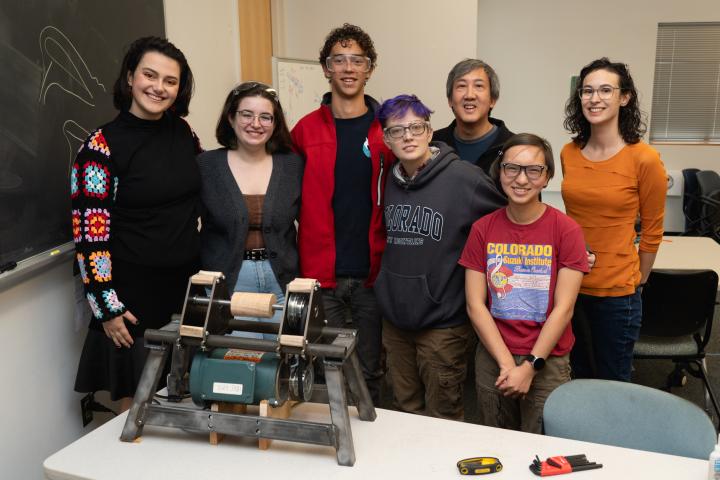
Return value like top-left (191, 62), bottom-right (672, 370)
top-left (459, 206), bottom-right (588, 356)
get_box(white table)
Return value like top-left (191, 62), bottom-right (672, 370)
top-left (44, 402), bottom-right (707, 479)
top-left (653, 235), bottom-right (720, 276)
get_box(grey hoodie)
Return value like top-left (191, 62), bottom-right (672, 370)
top-left (375, 141), bottom-right (506, 331)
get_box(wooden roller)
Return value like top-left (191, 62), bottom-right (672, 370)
top-left (230, 292), bottom-right (277, 318)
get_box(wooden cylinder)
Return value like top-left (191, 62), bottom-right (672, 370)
top-left (230, 292), bottom-right (277, 318)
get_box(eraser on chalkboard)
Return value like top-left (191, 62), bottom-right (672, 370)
top-left (0, 262), bottom-right (18, 274)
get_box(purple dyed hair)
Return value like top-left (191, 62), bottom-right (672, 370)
top-left (377, 94), bottom-right (434, 127)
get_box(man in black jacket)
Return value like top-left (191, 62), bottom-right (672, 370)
top-left (433, 59), bottom-right (514, 176)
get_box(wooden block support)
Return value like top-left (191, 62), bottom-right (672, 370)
top-left (230, 292), bottom-right (277, 318)
top-left (178, 325), bottom-right (204, 338)
top-left (279, 334), bottom-right (304, 348)
top-left (208, 400), bottom-right (293, 449)
top-left (258, 400), bottom-right (294, 450)
top-left (209, 402), bottom-right (247, 445)
top-left (191, 270), bottom-right (223, 285)
top-left (287, 278), bottom-right (317, 293)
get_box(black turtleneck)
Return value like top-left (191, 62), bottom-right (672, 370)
top-left (71, 110), bottom-right (200, 322)
top-left (102, 111), bottom-right (201, 266)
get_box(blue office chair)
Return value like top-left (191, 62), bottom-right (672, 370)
top-left (543, 379), bottom-right (715, 460)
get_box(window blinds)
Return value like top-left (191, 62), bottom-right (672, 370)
top-left (650, 22), bottom-right (720, 144)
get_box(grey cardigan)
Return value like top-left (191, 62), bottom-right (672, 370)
top-left (197, 149), bottom-right (303, 291)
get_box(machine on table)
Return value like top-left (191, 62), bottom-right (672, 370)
top-left (120, 271), bottom-right (376, 466)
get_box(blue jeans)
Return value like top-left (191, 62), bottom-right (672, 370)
top-left (322, 277), bottom-right (383, 405)
top-left (570, 290), bottom-right (642, 381)
top-left (231, 259), bottom-right (284, 340)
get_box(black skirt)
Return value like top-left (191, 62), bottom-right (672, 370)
top-left (75, 258), bottom-right (198, 400)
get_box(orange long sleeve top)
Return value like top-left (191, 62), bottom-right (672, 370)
top-left (560, 141), bottom-right (667, 297)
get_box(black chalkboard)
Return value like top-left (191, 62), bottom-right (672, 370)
top-left (0, 0), bottom-right (164, 268)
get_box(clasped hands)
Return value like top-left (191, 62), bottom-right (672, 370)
top-left (495, 362), bottom-right (536, 398)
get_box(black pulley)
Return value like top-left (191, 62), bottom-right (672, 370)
top-left (289, 354), bottom-right (314, 401)
top-left (285, 292), bottom-right (309, 335)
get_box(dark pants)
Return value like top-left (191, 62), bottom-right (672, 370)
top-left (383, 320), bottom-right (473, 420)
top-left (322, 277), bottom-right (383, 405)
top-left (475, 344), bottom-right (570, 433)
top-left (570, 290), bottom-right (642, 381)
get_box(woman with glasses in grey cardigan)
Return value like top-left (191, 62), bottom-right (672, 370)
top-left (197, 82), bottom-right (302, 337)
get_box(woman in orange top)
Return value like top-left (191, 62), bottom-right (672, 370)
top-left (561, 58), bottom-right (666, 381)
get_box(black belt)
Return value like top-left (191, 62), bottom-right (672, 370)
top-left (243, 248), bottom-right (268, 261)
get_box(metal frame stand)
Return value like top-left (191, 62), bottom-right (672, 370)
top-left (120, 322), bottom-right (376, 466)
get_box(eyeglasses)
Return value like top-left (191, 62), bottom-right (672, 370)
top-left (383, 122), bottom-right (430, 139)
top-left (500, 162), bottom-right (547, 180)
top-left (235, 110), bottom-right (274, 127)
top-left (325, 54), bottom-right (372, 73)
top-left (232, 82), bottom-right (278, 101)
top-left (578, 85), bottom-right (622, 100)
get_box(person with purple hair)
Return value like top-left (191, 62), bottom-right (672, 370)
top-left (374, 94), bottom-right (505, 420)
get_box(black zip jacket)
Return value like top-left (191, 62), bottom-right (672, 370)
top-left (433, 117), bottom-right (514, 175)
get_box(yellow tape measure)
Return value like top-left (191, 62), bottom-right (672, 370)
top-left (457, 457), bottom-right (503, 475)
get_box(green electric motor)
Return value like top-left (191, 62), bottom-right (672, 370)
top-left (189, 348), bottom-right (283, 406)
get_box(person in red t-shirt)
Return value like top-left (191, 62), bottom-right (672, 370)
top-left (459, 133), bottom-right (588, 433)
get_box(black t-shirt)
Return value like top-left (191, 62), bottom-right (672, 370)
top-left (333, 109), bottom-right (374, 277)
top-left (454, 125), bottom-right (499, 165)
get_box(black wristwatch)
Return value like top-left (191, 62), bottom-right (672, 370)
top-left (524, 354), bottom-right (546, 371)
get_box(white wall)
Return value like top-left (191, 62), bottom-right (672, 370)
top-left (272, 0), bottom-right (478, 128)
top-left (477, 0), bottom-right (720, 231)
top-left (0, 261), bottom-right (81, 479)
top-left (165, 0), bottom-right (241, 149)
top-left (1, 3), bottom-right (241, 479)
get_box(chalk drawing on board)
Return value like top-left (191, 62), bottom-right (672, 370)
top-left (38, 25), bottom-right (106, 107)
top-left (37, 26), bottom-right (103, 176)
top-left (62, 120), bottom-right (89, 175)
top-left (273, 57), bottom-right (327, 129)
top-left (0, 0), bottom-right (166, 274)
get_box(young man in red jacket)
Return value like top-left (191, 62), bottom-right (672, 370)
top-left (291, 24), bottom-right (393, 405)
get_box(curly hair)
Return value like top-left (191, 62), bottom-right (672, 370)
top-left (113, 36), bottom-right (193, 117)
top-left (563, 58), bottom-right (646, 147)
top-left (318, 23), bottom-right (377, 70)
top-left (215, 82), bottom-right (292, 154)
